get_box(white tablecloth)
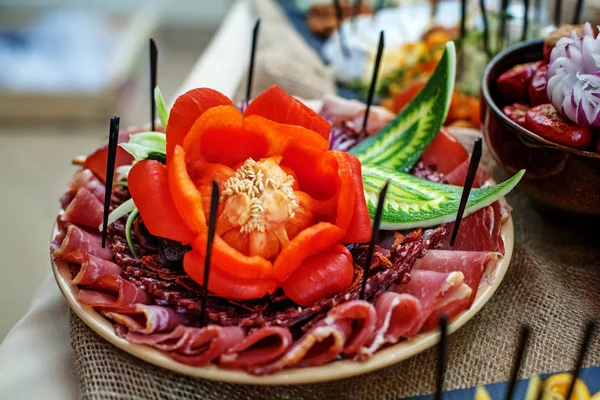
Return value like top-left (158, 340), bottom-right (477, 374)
top-left (0, 1), bottom-right (252, 398)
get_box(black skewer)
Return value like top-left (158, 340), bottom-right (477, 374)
top-left (333, 0), bottom-right (351, 58)
top-left (565, 320), bottom-right (596, 400)
top-left (101, 116), bottom-right (120, 249)
top-left (200, 180), bottom-right (220, 327)
top-left (499, 0), bottom-right (510, 52)
top-left (359, 181), bottom-right (389, 300)
top-left (574, 0), bottom-right (585, 24)
top-left (149, 38), bottom-right (157, 132)
top-left (362, 31), bottom-right (384, 134)
top-left (554, 0), bottom-right (562, 27)
top-left (522, 0), bottom-right (530, 41)
top-left (435, 315), bottom-right (448, 400)
top-left (246, 19), bottom-right (261, 107)
top-left (450, 137), bottom-right (483, 247)
top-left (480, 0), bottom-right (491, 58)
top-left (460, 0), bottom-right (467, 45)
top-left (505, 325), bottom-right (531, 400)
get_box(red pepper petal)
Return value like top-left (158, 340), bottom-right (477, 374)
top-left (330, 151), bottom-right (356, 233)
top-left (282, 244), bottom-right (354, 306)
top-left (184, 251), bottom-right (278, 300)
top-left (340, 153), bottom-right (372, 243)
top-left (166, 88), bottom-right (234, 162)
top-left (128, 160), bottom-right (195, 243)
top-left (273, 222), bottom-right (345, 282)
top-left (244, 85), bottom-right (331, 140)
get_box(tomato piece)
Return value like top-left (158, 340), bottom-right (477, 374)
top-left (84, 147), bottom-right (133, 184)
top-left (421, 128), bottom-right (469, 174)
top-left (528, 63), bottom-right (549, 107)
top-left (282, 244), bottom-right (354, 306)
top-left (244, 85), bottom-right (332, 140)
top-left (128, 160), bottom-right (195, 243)
top-left (444, 158), bottom-right (491, 188)
top-left (192, 232), bottom-right (274, 279)
top-left (502, 103), bottom-right (530, 125)
top-left (273, 222), bottom-right (345, 282)
top-left (168, 146), bottom-right (207, 233)
top-left (496, 61), bottom-right (540, 104)
top-left (331, 151), bottom-right (372, 243)
top-left (184, 251), bottom-right (278, 300)
top-left (524, 104), bottom-right (593, 149)
top-left (166, 88), bottom-right (234, 162)
top-left (391, 79), bottom-right (427, 113)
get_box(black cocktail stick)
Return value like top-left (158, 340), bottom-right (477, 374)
top-left (499, 0), bottom-right (510, 52)
top-left (333, 0), bottom-right (351, 58)
top-left (450, 137), bottom-right (483, 247)
top-left (362, 31), bottom-right (384, 134)
top-left (565, 320), bottom-right (596, 400)
top-left (359, 181), bottom-right (389, 300)
top-left (149, 38), bottom-right (157, 132)
top-left (522, 0), bottom-right (530, 41)
top-left (505, 325), bottom-right (531, 400)
top-left (101, 116), bottom-right (120, 248)
top-left (554, 0), bottom-right (562, 27)
top-left (200, 180), bottom-right (220, 327)
top-left (246, 19), bottom-right (261, 107)
top-left (460, 0), bottom-right (467, 45)
top-left (480, 0), bottom-right (491, 58)
top-left (435, 315), bottom-right (448, 400)
top-left (574, 0), bottom-right (584, 24)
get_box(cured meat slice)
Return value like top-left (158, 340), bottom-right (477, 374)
top-left (320, 95), bottom-right (395, 135)
top-left (64, 187), bottom-right (104, 229)
top-left (69, 169), bottom-right (106, 203)
top-left (72, 254), bottom-right (122, 293)
top-left (363, 292), bottom-right (422, 356)
top-left (414, 250), bottom-right (497, 306)
top-left (219, 327), bottom-right (292, 368)
top-left (103, 304), bottom-right (194, 334)
top-left (440, 202), bottom-right (505, 253)
top-left (52, 225), bottom-right (112, 263)
top-left (78, 278), bottom-right (152, 308)
top-left (393, 270), bottom-right (472, 331)
top-left (444, 158), bottom-right (491, 188)
top-left (251, 320), bottom-right (352, 375)
top-left (116, 325), bottom-right (245, 366)
top-left (324, 300), bottom-right (377, 355)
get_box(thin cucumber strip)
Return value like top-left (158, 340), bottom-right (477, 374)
top-left (99, 198), bottom-right (136, 232)
top-left (126, 209), bottom-right (140, 259)
top-left (362, 165), bottom-right (525, 230)
top-left (120, 132), bottom-right (166, 162)
top-left (154, 86), bottom-right (169, 129)
top-left (350, 41), bottom-right (456, 172)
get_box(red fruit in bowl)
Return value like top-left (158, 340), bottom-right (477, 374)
top-left (496, 61), bottom-right (541, 103)
top-left (524, 104), bottom-right (592, 150)
top-left (528, 63), bottom-right (549, 107)
top-left (502, 103), bottom-right (530, 125)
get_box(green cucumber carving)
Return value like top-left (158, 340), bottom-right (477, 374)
top-left (362, 165), bottom-right (525, 230)
top-left (350, 41), bottom-right (456, 172)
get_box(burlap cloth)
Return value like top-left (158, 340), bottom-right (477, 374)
top-left (68, 1), bottom-right (600, 398)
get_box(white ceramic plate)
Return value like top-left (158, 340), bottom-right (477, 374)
top-left (51, 215), bottom-right (513, 385)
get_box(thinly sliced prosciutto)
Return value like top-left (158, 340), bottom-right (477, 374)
top-left (116, 324), bottom-right (245, 366)
top-left (440, 203), bottom-right (504, 253)
top-left (251, 320), bottom-right (352, 375)
top-left (103, 304), bottom-right (194, 334)
top-left (393, 270), bottom-right (472, 331)
top-left (52, 225), bottom-right (112, 263)
top-left (323, 300), bottom-right (377, 355)
top-left (69, 169), bottom-right (106, 203)
top-left (64, 187), bottom-right (104, 229)
top-left (363, 292), bottom-right (422, 356)
top-left (78, 278), bottom-right (152, 308)
top-left (414, 250), bottom-right (497, 306)
top-left (219, 327), bottom-right (292, 369)
top-left (72, 254), bottom-right (122, 293)
top-left (320, 95), bottom-right (395, 134)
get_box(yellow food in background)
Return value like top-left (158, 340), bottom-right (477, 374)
top-left (591, 391), bottom-right (600, 400)
top-left (474, 386), bottom-right (492, 400)
top-left (525, 376), bottom-right (543, 400)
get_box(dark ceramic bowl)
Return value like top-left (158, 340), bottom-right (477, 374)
top-left (481, 39), bottom-right (600, 216)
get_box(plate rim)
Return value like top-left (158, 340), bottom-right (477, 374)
top-left (51, 215), bottom-right (514, 385)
